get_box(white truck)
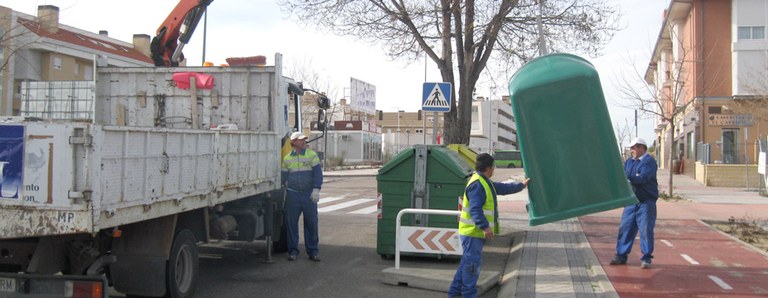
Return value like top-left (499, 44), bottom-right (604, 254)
top-left (0, 53), bottom-right (328, 297)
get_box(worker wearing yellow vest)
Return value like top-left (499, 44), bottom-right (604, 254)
top-left (449, 153), bottom-right (529, 298)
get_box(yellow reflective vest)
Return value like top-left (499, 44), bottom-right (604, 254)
top-left (458, 173), bottom-right (498, 238)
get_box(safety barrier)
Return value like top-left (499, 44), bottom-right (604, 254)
top-left (395, 208), bottom-right (462, 269)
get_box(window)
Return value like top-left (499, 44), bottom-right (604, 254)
top-left (738, 26), bottom-right (765, 40)
top-left (53, 57), bottom-right (62, 70)
top-left (84, 66), bottom-right (93, 80)
top-left (687, 132), bottom-right (694, 158)
top-left (722, 129), bottom-right (739, 164)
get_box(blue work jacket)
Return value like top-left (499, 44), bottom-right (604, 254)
top-left (624, 153), bottom-right (659, 202)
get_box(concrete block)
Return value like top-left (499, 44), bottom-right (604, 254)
top-left (381, 267), bottom-right (499, 295)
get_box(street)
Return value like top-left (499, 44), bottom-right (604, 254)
top-left (192, 175), bottom-right (462, 298)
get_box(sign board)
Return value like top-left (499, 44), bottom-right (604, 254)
top-left (708, 114), bottom-right (753, 126)
top-left (422, 82), bottom-right (452, 112)
top-left (350, 78), bottom-right (376, 115)
top-left (0, 125), bottom-right (23, 200)
top-left (399, 226), bottom-right (462, 255)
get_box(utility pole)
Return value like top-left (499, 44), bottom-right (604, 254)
top-left (537, 0), bottom-right (547, 56)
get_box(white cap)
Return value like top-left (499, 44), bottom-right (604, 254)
top-left (627, 137), bottom-right (647, 148)
top-left (290, 132), bottom-right (308, 140)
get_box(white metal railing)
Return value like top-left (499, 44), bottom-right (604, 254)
top-left (395, 208), bottom-right (461, 269)
top-left (21, 81), bottom-right (95, 121)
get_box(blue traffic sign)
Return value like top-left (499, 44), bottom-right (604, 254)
top-left (422, 82), bottom-right (452, 112)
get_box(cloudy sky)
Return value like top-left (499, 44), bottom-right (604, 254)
top-left (1, 0), bottom-right (668, 144)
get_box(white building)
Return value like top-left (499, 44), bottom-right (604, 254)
top-left (469, 96), bottom-right (517, 153)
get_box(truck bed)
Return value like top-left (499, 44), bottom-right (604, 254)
top-left (0, 57), bottom-right (289, 239)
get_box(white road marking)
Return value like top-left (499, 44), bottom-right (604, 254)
top-left (661, 239), bottom-right (673, 247)
top-left (707, 275), bottom-right (733, 290)
top-left (681, 254), bottom-right (700, 265)
top-left (349, 204), bottom-right (378, 214)
top-left (318, 196), bottom-right (346, 205)
top-left (318, 198), bottom-right (375, 213)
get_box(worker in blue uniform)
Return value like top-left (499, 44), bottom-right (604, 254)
top-left (282, 132), bottom-right (323, 262)
top-left (449, 153), bottom-right (529, 298)
top-left (611, 137), bottom-right (659, 269)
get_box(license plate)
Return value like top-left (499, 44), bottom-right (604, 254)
top-left (0, 277), bottom-right (16, 292)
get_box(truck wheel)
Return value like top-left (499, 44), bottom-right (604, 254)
top-left (166, 229), bottom-right (198, 298)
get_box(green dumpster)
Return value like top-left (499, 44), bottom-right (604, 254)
top-left (508, 53), bottom-right (638, 226)
top-left (376, 145), bottom-right (472, 258)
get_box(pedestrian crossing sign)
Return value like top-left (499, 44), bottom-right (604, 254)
top-left (422, 82), bottom-right (452, 112)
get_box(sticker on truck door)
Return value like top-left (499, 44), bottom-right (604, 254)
top-left (0, 125), bottom-right (23, 199)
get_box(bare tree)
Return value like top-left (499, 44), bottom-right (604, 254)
top-left (615, 118), bottom-right (632, 160)
top-left (277, 0), bottom-right (619, 144)
top-left (284, 57), bottom-right (342, 132)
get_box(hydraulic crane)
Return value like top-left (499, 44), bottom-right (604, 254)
top-left (151, 0), bottom-right (213, 66)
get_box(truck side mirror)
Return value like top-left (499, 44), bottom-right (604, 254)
top-left (316, 95), bottom-right (330, 110)
top-left (316, 109), bottom-right (327, 131)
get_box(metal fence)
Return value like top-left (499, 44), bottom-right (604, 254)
top-left (20, 81), bottom-right (95, 121)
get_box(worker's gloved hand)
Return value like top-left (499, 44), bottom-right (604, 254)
top-left (311, 189), bottom-right (320, 204)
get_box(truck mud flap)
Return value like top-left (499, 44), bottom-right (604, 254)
top-left (110, 215), bottom-right (176, 297)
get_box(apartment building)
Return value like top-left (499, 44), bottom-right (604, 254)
top-left (469, 96), bottom-right (517, 153)
top-left (0, 5), bottom-right (153, 116)
top-left (646, 0), bottom-right (768, 186)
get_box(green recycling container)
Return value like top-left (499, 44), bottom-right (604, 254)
top-left (376, 145), bottom-right (472, 258)
top-left (508, 53), bottom-right (638, 226)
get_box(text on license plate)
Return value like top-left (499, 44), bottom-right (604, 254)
top-left (0, 277), bottom-right (16, 292)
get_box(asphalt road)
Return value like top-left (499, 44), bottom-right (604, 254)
top-left (109, 169), bottom-right (524, 297)
top-left (192, 175), bottom-right (458, 298)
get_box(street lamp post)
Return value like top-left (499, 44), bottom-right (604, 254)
top-left (397, 110), bottom-right (402, 152)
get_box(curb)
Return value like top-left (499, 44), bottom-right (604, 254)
top-left (573, 219), bottom-right (618, 298)
top-left (496, 230), bottom-right (526, 298)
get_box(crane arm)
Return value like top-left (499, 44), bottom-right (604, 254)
top-left (151, 0), bottom-right (213, 66)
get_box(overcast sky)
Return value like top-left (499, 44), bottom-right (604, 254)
top-left (1, 0), bottom-right (668, 145)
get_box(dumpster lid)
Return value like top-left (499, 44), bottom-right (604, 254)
top-left (378, 145), bottom-right (472, 179)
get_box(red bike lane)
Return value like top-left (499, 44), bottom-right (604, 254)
top-left (581, 215), bottom-right (768, 297)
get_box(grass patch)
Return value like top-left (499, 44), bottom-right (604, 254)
top-left (658, 191), bottom-right (685, 202)
top-left (709, 216), bottom-right (768, 253)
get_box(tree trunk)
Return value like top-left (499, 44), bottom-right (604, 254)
top-left (668, 123), bottom-right (675, 196)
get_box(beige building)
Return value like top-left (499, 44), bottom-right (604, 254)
top-left (646, 0), bottom-right (768, 186)
top-left (377, 110), bottom-right (444, 155)
top-left (0, 5), bottom-right (153, 116)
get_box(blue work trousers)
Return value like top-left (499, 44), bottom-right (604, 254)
top-left (448, 235), bottom-right (485, 298)
top-left (615, 200), bottom-right (657, 262)
top-left (286, 189), bottom-right (319, 257)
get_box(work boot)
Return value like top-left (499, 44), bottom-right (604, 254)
top-left (609, 256), bottom-right (627, 265)
top-left (640, 260), bottom-right (651, 269)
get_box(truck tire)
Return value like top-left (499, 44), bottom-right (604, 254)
top-left (166, 229), bottom-right (198, 298)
